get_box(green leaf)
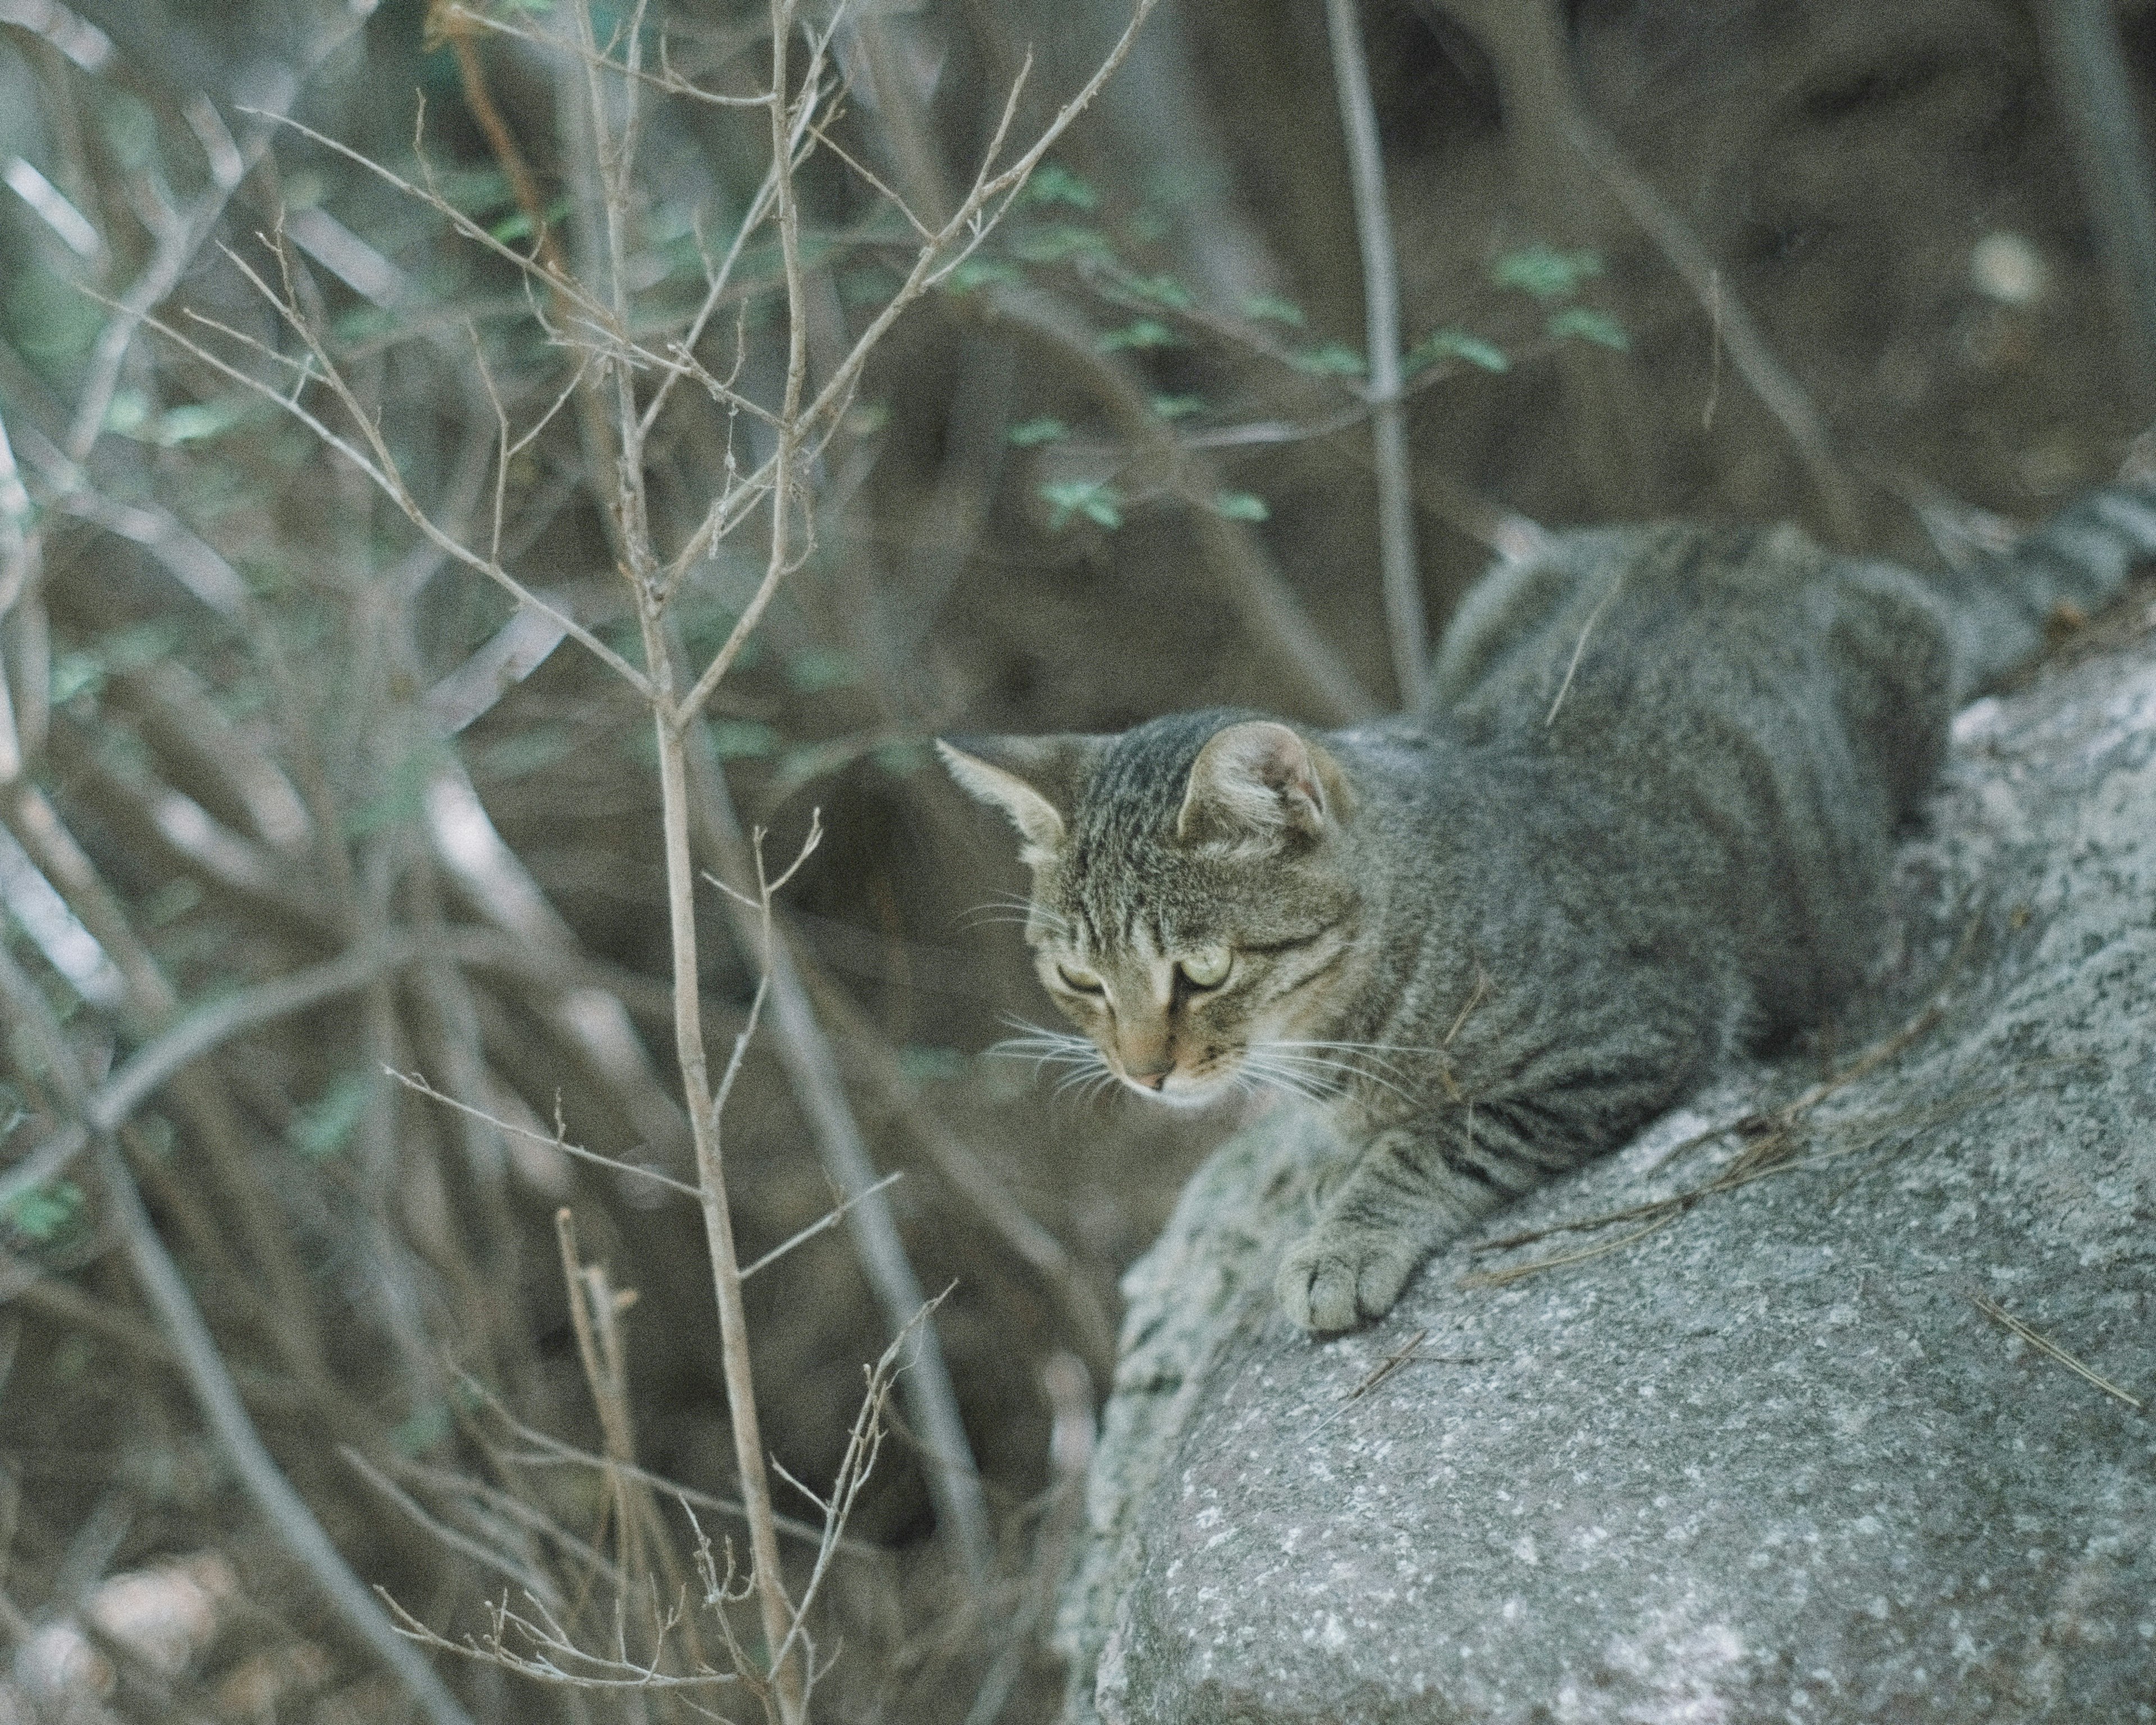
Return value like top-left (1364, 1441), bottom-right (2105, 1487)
top-left (785, 647), bottom-right (858, 693)
top-left (943, 257), bottom-right (1022, 294)
top-left (1240, 293), bottom-right (1307, 328)
top-left (679, 604), bottom-right (764, 669)
top-left (1491, 243), bottom-right (1605, 302)
top-left (1121, 273), bottom-right (1195, 311)
top-left (839, 265), bottom-right (901, 308)
top-left (331, 305), bottom-right (403, 345)
top-left (1405, 327), bottom-right (1511, 375)
top-left (153, 400), bottom-right (248, 446)
top-left (431, 167), bottom-right (515, 216)
top-left (1007, 416), bottom-right (1070, 448)
top-left (1021, 164), bottom-right (1100, 210)
top-left (1149, 394), bottom-right (1205, 420)
top-left (103, 391), bottom-right (150, 435)
top-left (707, 719), bottom-right (781, 759)
top-left (51, 651), bottom-right (103, 705)
top-left (1013, 225), bottom-right (1115, 266)
top-left (1212, 490), bottom-right (1271, 523)
top-left (290, 1072), bottom-right (372, 1161)
top-left (5, 1179), bottom-right (84, 1244)
top-left (50, 623), bottom-right (180, 706)
top-left (1097, 319), bottom-right (1178, 353)
top-left (1287, 342), bottom-right (1367, 377)
top-left (1039, 480), bottom-right (1123, 531)
top-left (1546, 307), bottom-right (1630, 350)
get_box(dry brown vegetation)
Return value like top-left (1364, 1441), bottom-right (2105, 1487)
top-left (0, 0), bottom-right (2150, 1719)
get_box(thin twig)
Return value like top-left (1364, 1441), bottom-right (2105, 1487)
top-left (1967, 1289), bottom-right (2144, 1410)
top-left (0, 942), bottom-right (474, 1725)
top-left (686, 745), bottom-right (994, 1591)
top-left (669, 0), bottom-right (1164, 719)
top-left (983, 284), bottom-right (1377, 723)
top-left (1563, 111), bottom-right (1864, 541)
top-left (1326, 0), bottom-right (1425, 704)
top-left (1544, 571), bottom-right (1623, 727)
top-left (387, 1069), bottom-right (703, 1199)
top-left (739, 1170), bottom-right (905, 1280)
top-left (0, 937), bottom-right (424, 1213)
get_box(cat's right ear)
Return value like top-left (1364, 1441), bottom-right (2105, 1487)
top-left (937, 736), bottom-right (1099, 868)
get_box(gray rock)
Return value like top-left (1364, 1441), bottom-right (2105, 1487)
top-left (1057, 624), bottom-right (2156, 1723)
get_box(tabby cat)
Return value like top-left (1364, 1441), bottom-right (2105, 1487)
top-left (940, 478), bottom-right (2156, 1331)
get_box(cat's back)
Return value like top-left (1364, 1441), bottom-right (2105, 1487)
top-left (1422, 519), bottom-right (1958, 1034)
top-left (1432, 523), bottom-right (1939, 728)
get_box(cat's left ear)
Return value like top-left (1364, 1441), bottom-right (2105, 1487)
top-left (937, 734), bottom-right (1103, 868)
top-left (1177, 720), bottom-right (1351, 853)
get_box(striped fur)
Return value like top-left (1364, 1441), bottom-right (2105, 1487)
top-left (944, 478), bottom-right (2156, 1331)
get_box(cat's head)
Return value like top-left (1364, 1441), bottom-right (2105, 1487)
top-left (940, 710), bottom-right (1365, 1107)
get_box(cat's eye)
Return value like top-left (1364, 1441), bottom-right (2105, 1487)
top-left (1055, 962), bottom-right (1106, 994)
top-left (1178, 947), bottom-right (1232, 989)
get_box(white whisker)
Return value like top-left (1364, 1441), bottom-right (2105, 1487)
top-left (989, 1019), bottom-right (1105, 1081)
top-left (1251, 1042), bottom-right (1421, 1106)
top-left (1267, 1039), bottom-right (1447, 1077)
top-left (961, 895), bottom-right (1067, 933)
top-left (1236, 1053), bottom-right (1341, 1106)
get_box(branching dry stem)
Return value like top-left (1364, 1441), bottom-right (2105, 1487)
top-left (77, 2), bottom-right (1166, 1713)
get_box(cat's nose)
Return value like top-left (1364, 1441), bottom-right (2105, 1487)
top-left (1122, 1053), bottom-right (1174, 1089)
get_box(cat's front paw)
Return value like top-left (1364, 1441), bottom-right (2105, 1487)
top-left (1276, 1226), bottom-right (1420, 1332)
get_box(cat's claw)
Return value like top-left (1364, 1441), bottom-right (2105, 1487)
top-left (1276, 1227), bottom-right (1419, 1331)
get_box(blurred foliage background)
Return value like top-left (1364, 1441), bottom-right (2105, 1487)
top-left (0, 0), bottom-right (2150, 1719)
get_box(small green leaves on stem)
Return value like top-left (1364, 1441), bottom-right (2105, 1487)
top-left (1212, 490), bottom-right (1270, 522)
top-left (942, 257), bottom-right (1022, 294)
top-left (1546, 307), bottom-right (1630, 350)
top-left (1021, 163), bottom-right (1100, 210)
top-left (1007, 416), bottom-right (1070, 447)
top-left (4, 1178), bottom-right (85, 1245)
top-left (1117, 272), bottom-right (1195, 311)
top-left (1406, 327), bottom-right (1510, 375)
top-left (707, 719), bottom-right (782, 759)
top-left (1040, 480), bottom-right (1123, 530)
top-left (1013, 225), bottom-right (1116, 266)
top-left (1240, 293), bottom-right (1307, 327)
top-left (1287, 342), bottom-right (1368, 377)
top-left (1097, 318), bottom-right (1179, 353)
top-left (1492, 243), bottom-right (1606, 301)
top-left (288, 1072), bottom-right (373, 1161)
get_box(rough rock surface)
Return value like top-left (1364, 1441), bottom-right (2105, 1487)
top-left (1057, 616), bottom-right (2156, 1723)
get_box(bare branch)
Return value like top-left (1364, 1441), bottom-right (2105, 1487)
top-left (738, 1170), bottom-right (903, 1280)
top-left (140, 297), bottom-right (648, 691)
top-left (1326, 0), bottom-right (1426, 703)
top-left (387, 1069), bottom-right (704, 1199)
top-left (0, 941), bottom-right (474, 1725)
